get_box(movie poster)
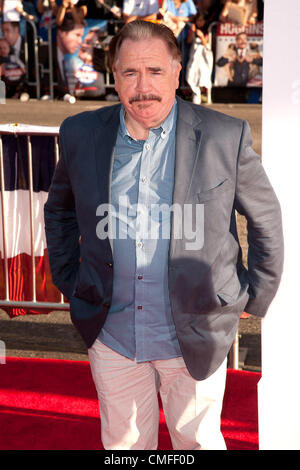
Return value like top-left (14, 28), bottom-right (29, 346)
top-left (56, 18), bottom-right (108, 98)
top-left (214, 21), bottom-right (263, 87)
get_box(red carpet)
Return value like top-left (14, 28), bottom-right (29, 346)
top-left (0, 357), bottom-right (260, 450)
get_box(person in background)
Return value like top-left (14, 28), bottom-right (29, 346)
top-left (56, 0), bottom-right (87, 26)
top-left (17, 0), bottom-right (38, 20)
top-left (93, 0), bottom-right (122, 20)
top-left (0, 0), bottom-right (21, 21)
top-left (1, 20), bottom-right (24, 59)
top-left (0, 36), bottom-right (11, 63)
top-left (0, 36), bottom-right (12, 78)
top-left (159, 0), bottom-right (196, 85)
top-left (159, 0), bottom-right (196, 38)
top-left (186, 12), bottom-right (213, 103)
top-left (36, 0), bottom-right (58, 40)
top-left (219, 0), bottom-right (258, 25)
top-left (186, 11), bottom-right (208, 46)
top-left (122, 0), bottom-right (158, 23)
top-left (0, 35), bottom-right (26, 98)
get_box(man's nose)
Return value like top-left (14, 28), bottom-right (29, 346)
top-left (136, 72), bottom-right (151, 92)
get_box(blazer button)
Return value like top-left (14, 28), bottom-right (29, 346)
top-left (103, 302), bottom-right (110, 308)
top-left (106, 262), bottom-right (113, 268)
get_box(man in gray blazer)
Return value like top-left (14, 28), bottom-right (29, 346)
top-left (44, 20), bottom-right (284, 450)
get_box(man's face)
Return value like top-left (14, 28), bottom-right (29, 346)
top-left (113, 37), bottom-right (181, 131)
top-left (236, 33), bottom-right (248, 49)
top-left (1, 23), bottom-right (20, 47)
top-left (58, 25), bottom-right (84, 55)
top-left (0, 39), bottom-right (10, 57)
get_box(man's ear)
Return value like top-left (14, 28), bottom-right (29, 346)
top-left (112, 65), bottom-right (118, 90)
top-left (176, 62), bottom-right (182, 89)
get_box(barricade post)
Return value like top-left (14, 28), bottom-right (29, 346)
top-left (23, 17), bottom-right (41, 99)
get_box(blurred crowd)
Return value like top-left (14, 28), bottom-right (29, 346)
top-left (0, 0), bottom-right (264, 102)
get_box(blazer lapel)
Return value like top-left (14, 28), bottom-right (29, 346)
top-left (173, 98), bottom-right (203, 206)
top-left (93, 104), bottom-right (121, 254)
top-left (170, 98), bottom-right (203, 255)
top-left (93, 104), bottom-right (121, 203)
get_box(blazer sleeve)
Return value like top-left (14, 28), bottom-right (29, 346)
top-left (44, 119), bottom-right (80, 299)
top-left (234, 120), bottom-right (284, 317)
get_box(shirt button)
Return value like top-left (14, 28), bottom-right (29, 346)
top-left (161, 130), bottom-right (166, 139)
top-left (141, 176), bottom-right (147, 183)
top-left (137, 275), bottom-right (143, 280)
top-left (137, 241), bottom-right (143, 248)
top-left (145, 143), bottom-right (150, 150)
top-left (137, 305), bottom-right (143, 310)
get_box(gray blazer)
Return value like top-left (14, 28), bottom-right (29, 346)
top-left (44, 97), bottom-right (284, 380)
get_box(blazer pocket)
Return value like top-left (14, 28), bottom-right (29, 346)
top-left (197, 178), bottom-right (231, 203)
top-left (72, 261), bottom-right (104, 304)
top-left (217, 271), bottom-right (243, 306)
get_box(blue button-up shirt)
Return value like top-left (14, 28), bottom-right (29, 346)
top-left (98, 100), bottom-right (182, 362)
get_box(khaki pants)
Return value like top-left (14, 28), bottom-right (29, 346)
top-left (88, 339), bottom-right (227, 450)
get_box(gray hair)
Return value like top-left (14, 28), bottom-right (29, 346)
top-left (109, 20), bottom-right (182, 68)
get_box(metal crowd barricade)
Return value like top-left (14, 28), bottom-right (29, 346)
top-left (42, 20), bottom-right (56, 101)
top-left (23, 16), bottom-right (41, 100)
top-left (0, 124), bottom-right (68, 311)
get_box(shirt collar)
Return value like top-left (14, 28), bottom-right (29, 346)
top-left (119, 98), bottom-right (177, 141)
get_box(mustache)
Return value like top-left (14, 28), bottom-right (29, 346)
top-left (129, 94), bottom-right (162, 104)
